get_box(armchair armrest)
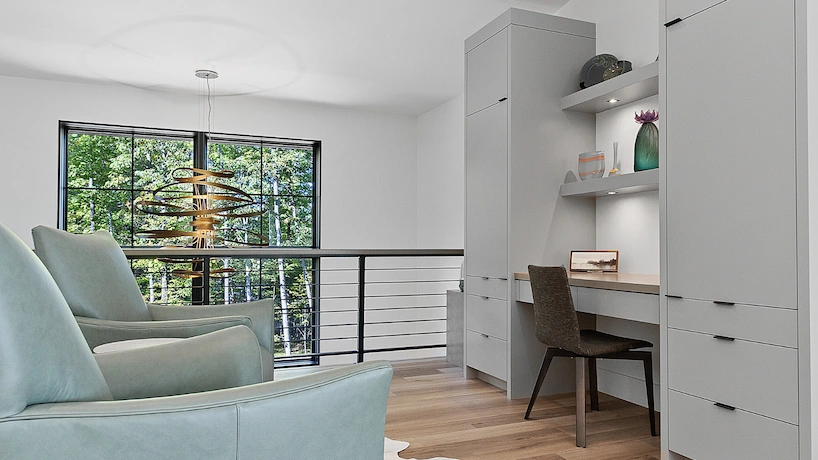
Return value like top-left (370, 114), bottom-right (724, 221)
top-left (94, 326), bottom-right (263, 400)
top-left (0, 361), bottom-right (393, 460)
top-left (148, 299), bottom-right (274, 354)
top-left (75, 315), bottom-right (252, 350)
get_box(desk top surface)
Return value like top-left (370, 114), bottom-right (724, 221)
top-left (514, 271), bottom-right (660, 295)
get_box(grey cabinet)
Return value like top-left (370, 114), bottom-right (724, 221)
top-left (664, 0), bottom-right (796, 308)
top-left (466, 29), bottom-right (508, 116)
top-left (662, 0), bottom-right (807, 457)
top-left (465, 101), bottom-right (508, 280)
top-left (464, 9), bottom-right (596, 398)
top-left (665, 0), bottom-right (726, 22)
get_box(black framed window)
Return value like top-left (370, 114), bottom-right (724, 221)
top-left (59, 122), bottom-right (319, 250)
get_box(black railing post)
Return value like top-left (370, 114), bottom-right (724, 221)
top-left (357, 255), bottom-right (366, 363)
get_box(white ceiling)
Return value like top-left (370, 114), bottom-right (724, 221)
top-left (0, 0), bottom-right (569, 116)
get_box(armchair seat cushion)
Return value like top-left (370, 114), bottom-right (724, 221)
top-left (94, 326), bottom-right (263, 399)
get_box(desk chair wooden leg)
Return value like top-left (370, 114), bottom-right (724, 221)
top-left (642, 353), bottom-right (657, 436)
top-left (588, 357), bottom-right (599, 411)
top-left (575, 356), bottom-right (587, 448)
top-left (525, 348), bottom-right (556, 419)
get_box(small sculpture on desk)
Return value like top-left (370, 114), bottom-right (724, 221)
top-left (609, 141), bottom-right (620, 176)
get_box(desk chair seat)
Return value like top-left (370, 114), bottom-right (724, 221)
top-left (578, 330), bottom-right (653, 356)
top-left (524, 265), bottom-right (656, 447)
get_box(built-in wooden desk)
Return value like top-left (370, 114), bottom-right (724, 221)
top-left (515, 271), bottom-right (660, 324)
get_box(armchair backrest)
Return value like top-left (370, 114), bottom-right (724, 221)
top-left (527, 265), bottom-right (583, 354)
top-left (32, 226), bottom-right (150, 321)
top-left (0, 223), bottom-right (112, 418)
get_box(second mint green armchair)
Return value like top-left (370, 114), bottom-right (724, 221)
top-left (32, 225), bottom-right (276, 380)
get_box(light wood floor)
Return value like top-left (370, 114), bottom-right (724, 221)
top-left (385, 359), bottom-right (660, 460)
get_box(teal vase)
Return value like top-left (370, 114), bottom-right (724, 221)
top-left (634, 121), bottom-right (659, 171)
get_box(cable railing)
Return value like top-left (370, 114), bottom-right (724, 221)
top-left (124, 248), bottom-right (463, 366)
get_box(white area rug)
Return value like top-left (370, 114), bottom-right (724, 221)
top-left (385, 437), bottom-right (459, 460)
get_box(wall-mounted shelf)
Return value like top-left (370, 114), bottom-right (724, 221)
top-left (561, 62), bottom-right (659, 114)
top-left (560, 169), bottom-right (659, 197)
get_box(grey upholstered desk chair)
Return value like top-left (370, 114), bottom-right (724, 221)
top-left (32, 225), bottom-right (276, 380)
top-left (0, 222), bottom-right (393, 460)
top-left (524, 265), bottom-right (656, 447)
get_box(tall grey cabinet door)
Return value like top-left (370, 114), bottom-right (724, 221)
top-left (466, 29), bottom-right (508, 116)
top-left (665, 0), bottom-right (726, 23)
top-left (665, 0), bottom-right (796, 308)
top-left (466, 101), bottom-right (508, 279)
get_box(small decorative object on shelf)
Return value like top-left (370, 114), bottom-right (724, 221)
top-left (579, 54), bottom-right (632, 89)
top-left (634, 110), bottom-right (659, 171)
top-left (578, 151), bottom-right (605, 181)
top-left (609, 141), bottom-right (620, 176)
top-left (603, 60), bottom-right (632, 81)
top-left (570, 250), bottom-right (619, 272)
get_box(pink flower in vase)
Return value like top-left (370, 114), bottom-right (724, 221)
top-left (634, 110), bottom-right (659, 124)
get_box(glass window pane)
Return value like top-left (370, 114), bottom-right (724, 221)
top-left (209, 258), bottom-right (261, 305)
top-left (66, 189), bottom-right (132, 245)
top-left (132, 213), bottom-right (194, 247)
top-left (207, 142), bottom-right (262, 195)
top-left (133, 137), bottom-right (193, 191)
top-left (262, 195), bottom-right (314, 247)
top-left (132, 258), bottom-right (194, 305)
top-left (67, 133), bottom-right (132, 190)
top-left (262, 147), bottom-right (314, 196)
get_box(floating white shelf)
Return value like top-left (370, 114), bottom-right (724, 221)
top-left (561, 62), bottom-right (659, 113)
top-left (559, 169), bottom-right (659, 197)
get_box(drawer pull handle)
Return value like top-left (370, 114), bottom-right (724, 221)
top-left (666, 295), bottom-right (682, 299)
top-left (498, 97), bottom-right (508, 102)
top-left (481, 333), bottom-right (489, 338)
top-left (714, 402), bottom-right (736, 411)
top-left (714, 335), bottom-right (735, 342)
top-left (482, 277), bottom-right (489, 280)
top-left (499, 277), bottom-right (507, 281)
top-left (713, 301), bottom-right (735, 306)
top-left (664, 17), bottom-right (683, 27)
top-left (482, 296), bottom-right (489, 300)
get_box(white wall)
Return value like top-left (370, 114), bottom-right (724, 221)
top-left (556, 0), bottom-right (659, 69)
top-left (416, 94), bottom-right (465, 249)
top-left (0, 75), bottom-right (418, 249)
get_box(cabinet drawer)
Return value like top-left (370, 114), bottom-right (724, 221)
top-left (466, 295), bottom-right (507, 340)
top-left (575, 288), bottom-right (659, 325)
top-left (466, 276), bottom-right (507, 300)
top-left (668, 297), bottom-right (797, 348)
top-left (668, 328), bottom-right (798, 424)
top-left (466, 330), bottom-right (507, 380)
top-left (668, 390), bottom-right (797, 460)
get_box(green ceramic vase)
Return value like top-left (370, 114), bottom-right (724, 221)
top-left (634, 122), bottom-right (659, 171)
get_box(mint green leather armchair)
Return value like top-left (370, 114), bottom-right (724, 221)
top-left (32, 226), bottom-right (276, 380)
top-left (0, 222), bottom-right (394, 460)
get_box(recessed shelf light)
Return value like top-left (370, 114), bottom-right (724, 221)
top-left (607, 191), bottom-right (617, 195)
top-left (608, 98), bottom-right (620, 104)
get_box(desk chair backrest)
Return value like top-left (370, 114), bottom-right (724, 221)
top-left (527, 265), bottom-right (582, 355)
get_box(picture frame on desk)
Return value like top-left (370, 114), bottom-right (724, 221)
top-left (570, 250), bottom-right (619, 272)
